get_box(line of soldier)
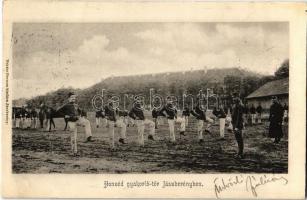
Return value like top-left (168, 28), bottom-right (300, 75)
top-left (19, 92), bottom-right (286, 158)
top-left (57, 92), bottom-right (233, 156)
top-left (13, 104), bottom-right (58, 132)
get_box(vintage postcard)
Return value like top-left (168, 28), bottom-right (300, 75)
top-left (2, 1), bottom-right (306, 199)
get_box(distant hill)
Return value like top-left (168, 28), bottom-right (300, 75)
top-left (16, 67), bottom-right (268, 110)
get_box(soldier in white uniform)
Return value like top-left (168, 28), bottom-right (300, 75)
top-left (129, 99), bottom-right (155, 146)
top-left (56, 92), bottom-right (94, 155)
top-left (104, 100), bottom-right (127, 148)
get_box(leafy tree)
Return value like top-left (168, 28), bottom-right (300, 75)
top-left (274, 59), bottom-right (289, 79)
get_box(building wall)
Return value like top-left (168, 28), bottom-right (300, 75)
top-left (246, 95), bottom-right (288, 113)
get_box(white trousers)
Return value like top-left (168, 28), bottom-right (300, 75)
top-left (23, 118), bottom-right (31, 129)
top-left (168, 119), bottom-right (176, 142)
top-left (206, 117), bottom-right (213, 130)
top-left (219, 118), bottom-right (226, 138)
top-left (256, 113), bottom-right (262, 123)
top-left (135, 119), bottom-right (155, 146)
top-left (226, 115), bottom-right (233, 131)
top-left (196, 118), bottom-right (213, 139)
top-left (157, 116), bottom-right (164, 125)
top-left (68, 117), bottom-right (92, 153)
top-left (184, 116), bottom-right (189, 127)
top-left (176, 117), bottom-right (186, 132)
top-left (197, 120), bottom-right (204, 140)
top-left (251, 114), bottom-right (256, 124)
top-left (31, 117), bottom-right (38, 129)
top-left (96, 117), bottom-right (107, 127)
top-left (15, 118), bottom-right (21, 128)
top-left (96, 117), bottom-right (101, 126)
top-left (108, 119), bottom-right (127, 148)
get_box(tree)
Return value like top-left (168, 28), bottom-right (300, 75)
top-left (274, 59), bottom-right (289, 79)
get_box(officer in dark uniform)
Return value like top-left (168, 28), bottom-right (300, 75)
top-left (38, 107), bottom-right (45, 129)
top-left (269, 96), bottom-right (284, 143)
top-left (231, 95), bottom-right (244, 158)
top-left (46, 107), bottom-right (56, 132)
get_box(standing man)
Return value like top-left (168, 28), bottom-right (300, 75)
top-left (45, 107), bottom-right (56, 132)
top-left (256, 103), bottom-right (263, 124)
top-left (56, 92), bottom-right (94, 155)
top-left (24, 107), bottom-right (31, 129)
top-left (20, 106), bottom-right (26, 129)
top-left (38, 107), bottom-right (45, 129)
top-left (243, 103), bottom-right (249, 128)
top-left (250, 104), bottom-right (256, 125)
top-left (30, 108), bottom-right (38, 129)
top-left (182, 105), bottom-right (190, 128)
top-left (152, 107), bottom-right (160, 129)
top-left (63, 117), bottom-right (69, 131)
top-left (231, 96), bottom-right (244, 159)
top-left (283, 103), bottom-right (288, 125)
top-left (213, 105), bottom-right (226, 139)
top-left (95, 108), bottom-right (103, 128)
top-left (191, 102), bottom-right (207, 143)
top-left (129, 99), bottom-right (155, 146)
top-left (104, 100), bottom-right (127, 148)
top-left (161, 98), bottom-right (179, 143)
top-left (15, 108), bottom-right (21, 129)
top-left (269, 96), bottom-right (284, 143)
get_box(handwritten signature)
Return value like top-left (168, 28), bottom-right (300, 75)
top-left (214, 175), bottom-right (288, 198)
top-left (245, 175), bottom-right (288, 197)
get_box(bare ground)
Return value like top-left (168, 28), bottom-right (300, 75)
top-left (12, 115), bottom-right (288, 174)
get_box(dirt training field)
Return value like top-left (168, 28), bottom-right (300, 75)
top-left (12, 112), bottom-right (288, 173)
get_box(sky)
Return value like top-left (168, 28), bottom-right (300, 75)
top-left (12, 22), bottom-right (289, 99)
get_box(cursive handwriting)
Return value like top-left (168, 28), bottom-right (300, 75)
top-left (213, 175), bottom-right (288, 198)
top-left (245, 175), bottom-right (288, 197)
top-left (214, 175), bottom-right (244, 198)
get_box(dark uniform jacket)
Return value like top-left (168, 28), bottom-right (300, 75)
top-left (56, 102), bottom-right (81, 122)
top-left (30, 110), bottom-right (38, 118)
top-left (161, 104), bottom-right (177, 120)
top-left (24, 110), bottom-right (30, 118)
top-left (104, 105), bottom-right (116, 122)
top-left (152, 108), bottom-right (159, 119)
top-left (129, 106), bottom-right (145, 120)
top-left (269, 102), bottom-right (284, 138)
top-left (118, 110), bottom-right (129, 117)
top-left (213, 108), bottom-right (226, 118)
top-left (15, 109), bottom-right (21, 118)
top-left (152, 108), bottom-right (165, 118)
top-left (95, 109), bottom-right (105, 118)
top-left (269, 103), bottom-right (284, 124)
top-left (250, 106), bottom-right (256, 114)
top-left (256, 105), bottom-right (262, 114)
top-left (243, 106), bottom-right (249, 114)
top-left (231, 104), bottom-right (244, 130)
top-left (38, 110), bottom-right (45, 120)
top-left (20, 108), bottom-right (26, 118)
top-left (191, 106), bottom-right (206, 120)
top-left (182, 107), bottom-right (190, 117)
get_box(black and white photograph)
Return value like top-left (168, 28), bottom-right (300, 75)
top-left (11, 22), bottom-right (289, 174)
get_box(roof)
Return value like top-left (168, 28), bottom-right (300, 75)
top-left (246, 78), bottom-right (288, 99)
